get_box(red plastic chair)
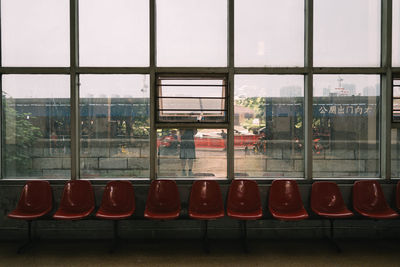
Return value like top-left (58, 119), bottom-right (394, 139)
top-left (96, 180), bottom-right (135, 252)
top-left (227, 179), bottom-right (262, 220)
top-left (353, 180), bottom-right (399, 219)
top-left (311, 182), bottom-right (353, 219)
top-left (8, 180), bottom-right (53, 253)
top-left (268, 180), bottom-right (308, 221)
top-left (53, 180), bottom-right (95, 220)
top-left (144, 180), bottom-right (181, 220)
top-left (227, 179), bottom-right (262, 252)
top-left (96, 181), bottom-right (135, 220)
top-left (189, 180), bottom-right (224, 252)
top-left (396, 181), bottom-right (400, 211)
top-left (311, 182), bottom-right (353, 252)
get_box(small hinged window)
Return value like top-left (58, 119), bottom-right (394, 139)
top-left (156, 75), bottom-right (228, 123)
top-left (393, 78), bottom-right (400, 123)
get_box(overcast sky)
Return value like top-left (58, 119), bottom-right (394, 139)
top-left (0, 0), bottom-right (393, 98)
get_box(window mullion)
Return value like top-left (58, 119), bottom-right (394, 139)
top-left (305, 0), bottom-right (313, 180)
top-left (227, 0), bottom-right (234, 180)
top-left (70, 0), bottom-right (80, 180)
top-left (150, 0), bottom-right (156, 180)
top-left (381, 0), bottom-right (393, 180)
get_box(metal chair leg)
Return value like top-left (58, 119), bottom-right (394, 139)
top-left (202, 220), bottom-right (209, 253)
top-left (240, 220), bottom-right (249, 253)
top-left (328, 219), bottom-right (341, 253)
top-left (109, 220), bottom-right (119, 253)
top-left (17, 220), bottom-right (33, 254)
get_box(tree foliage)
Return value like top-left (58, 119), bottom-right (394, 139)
top-left (2, 94), bottom-right (42, 174)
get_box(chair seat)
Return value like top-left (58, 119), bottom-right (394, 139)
top-left (226, 179), bottom-right (263, 221)
top-left (356, 208), bottom-right (399, 219)
top-left (313, 208), bottom-right (354, 219)
top-left (8, 210), bottom-right (49, 220)
top-left (144, 209), bottom-right (180, 220)
top-left (353, 180), bottom-right (399, 219)
top-left (53, 208), bottom-right (94, 220)
top-left (268, 180), bottom-right (309, 221)
top-left (270, 208), bottom-right (309, 221)
top-left (189, 210), bottom-right (225, 220)
top-left (311, 181), bottom-right (354, 219)
top-left (96, 210), bottom-right (133, 220)
top-left (8, 180), bottom-right (53, 221)
top-left (144, 180), bottom-right (181, 220)
top-left (189, 180), bottom-right (225, 220)
top-left (96, 181), bottom-right (135, 220)
top-left (226, 209), bottom-right (262, 220)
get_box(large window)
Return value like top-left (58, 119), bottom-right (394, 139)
top-left (79, 75), bottom-right (150, 178)
top-left (0, 1), bottom-right (398, 180)
top-left (234, 75), bottom-right (304, 177)
top-left (235, 0), bottom-right (304, 67)
top-left (314, 0), bottom-right (380, 67)
top-left (156, 0), bottom-right (227, 67)
top-left (1, 0), bottom-right (69, 66)
top-left (313, 75), bottom-right (380, 178)
top-left (79, 0), bottom-right (149, 67)
top-left (2, 75), bottom-right (70, 178)
top-left (157, 128), bottom-right (227, 178)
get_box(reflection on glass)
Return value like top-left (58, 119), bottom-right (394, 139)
top-left (391, 129), bottom-right (400, 177)
top-left (79, 0), bottom-right (149, 66)
top-left (157, 129), bottom-right (227, 178)
top-left (313, 75), bottom-right (380, 177)
top-left (2, 75), bottom-right (71, 178)
top-left (157, 77), bottom-right (227, 123)
top-left (156, 0), bottom-right (227, 67)
top-left (394, 0), bottom-right (400, 66)
top-left (79, 75), bottom-right (150, 178)
top-left (1, 0), bottom-right (69, 66)
top-left (314, 0), bottom-right (380, 67)
top-left (234, 75), bottom-right (304, 178)
top-left (235, 0), bottom-right (304, 67)
top-left (393, 79), bottom-right (400, 122)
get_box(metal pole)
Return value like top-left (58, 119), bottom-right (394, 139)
top-left (305, 0), bottom-right (314, 180)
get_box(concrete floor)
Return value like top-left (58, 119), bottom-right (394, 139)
top-left (1, 239), bottom-right (399, 266)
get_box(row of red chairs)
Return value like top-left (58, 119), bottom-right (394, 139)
top-left (8, 179), bottom-right (400, 252)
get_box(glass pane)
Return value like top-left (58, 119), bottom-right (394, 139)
top-left (314, 0), bottom-right (380, 67)
top-left (1, 0), bottom-right (69, 67)
top-left (394, 0), bottom-right (400, 66)
top-left (157, 128), bottom-right (227, 178)
top-left (393, 79), bottom-right (400, 122)
top-left (157, 77), bottom-right (227, 123)
top-left (235, 0), bottom-right (304, 67)
top-left (234, 75), bottom-right (304, 178)
top-left (2, 75), bottom-right (70, 178)
top-left (391, 129), bottom-right (400, 177)
top-left (156, 0), bottom-right (227, 67)
top-left (80, 75), bottom-right (150, 178)
top-left (79, 0), bottom-right (149, 67)
top-left (313, 75), bottom-right (380, 178)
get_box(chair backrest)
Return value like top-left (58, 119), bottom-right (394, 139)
top-left (353, 180), bottom-right (390, 213)
top-left (99, 181), bottom-right (135, 213)
top-left (311, 182), bottom-right (347, 213)
top-left (59, 180), bottom-right (95, 213)
top-left (145, 180), bottom-right (180, 213)
top-left (269, 180), bottom-right (304, 213)
top-left (189, 180), bottom-right (224, 214)
top-left (16, 180), bottom-right (52, 214)
top-left (227, 179), bottom-right (261, 213)
top-left (397, 181), bottom-right (400, 211)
